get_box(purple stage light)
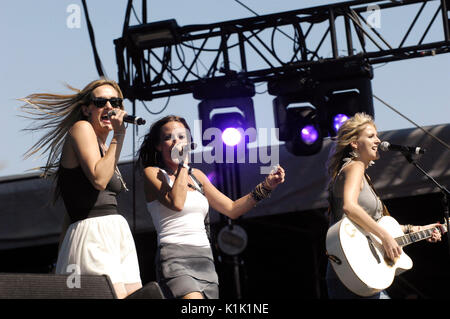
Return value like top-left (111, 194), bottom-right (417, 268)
top-left (300, 125), bottom-right (319, 145)
top-left (221, 127), bottom-right (242, 146)
top-left (333, 114), bottom-right (349, 132)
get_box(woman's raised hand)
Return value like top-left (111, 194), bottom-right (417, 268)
top-left (264, 165), bottom-right (285, 190)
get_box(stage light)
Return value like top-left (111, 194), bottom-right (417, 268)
top-left (195, 76), bottom-right (256, 147)
top-left (210, 111), bottom-right (249, 147)
top-left (222, 128), bottom-right (242, 146)
top-left (269, 61), bottom-right (374, 155)
top-left (285, 107), bottom-right (323, 156)
top-left (300, 125), bottom-right (319, 145)
top-left (317, 77), bottom-right (374, 137)
top-left (321, 89), bottom-right (374, 136)
top-left (332, 113), bottom-right (349, 132)
top-left (273, 96), bottom-right (324, 156)
top-left (127, 19), bottom-right (179, 49)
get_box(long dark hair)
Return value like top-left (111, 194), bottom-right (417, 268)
top-left (137, 115), bottom-right (191, 169)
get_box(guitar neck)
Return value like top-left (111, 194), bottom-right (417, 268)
top-left (396, 224), bottom-right (447, 247)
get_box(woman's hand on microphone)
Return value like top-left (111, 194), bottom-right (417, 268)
top-left (108, 109), bottom-right (127, 134)
top-left (171, 141), bottom-right (190, 165)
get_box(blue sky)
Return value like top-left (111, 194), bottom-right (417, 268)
top-left (1, 0), bottom-right (449, 178)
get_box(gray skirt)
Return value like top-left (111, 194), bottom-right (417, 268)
top-left (156, 243), bottom-right (219, 299)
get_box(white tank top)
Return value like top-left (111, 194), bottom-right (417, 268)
top-left (146, 169), bottom-right (210, 248)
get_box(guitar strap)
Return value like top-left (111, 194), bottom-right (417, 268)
top-left (364, 173), bottom-right (390, 217)
top-left (327, 162), bottom-right (390, 223)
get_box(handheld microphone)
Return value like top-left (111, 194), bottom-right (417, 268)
top-left (108, 111), bottom-right (146, 125)
top-left (124, 115), bottom-right (146, 125)
top-left (379, 141), bottom-right (426, 155)
top-left (178, 143), bottom-right (197, 156)
top-left (171, 142), bottom-right (197, 163)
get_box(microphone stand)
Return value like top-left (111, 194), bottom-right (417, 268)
top-left (400, 151), bottom-right (450, 256)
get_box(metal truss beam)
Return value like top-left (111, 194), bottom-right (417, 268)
top-left (114, 0), bottom-right (450, 101)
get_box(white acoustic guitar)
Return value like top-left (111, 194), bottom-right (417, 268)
top-left (326, 216), bottom-right (447, 297)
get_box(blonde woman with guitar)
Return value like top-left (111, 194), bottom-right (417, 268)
top-left (325, 113), bottom-right (444, 299)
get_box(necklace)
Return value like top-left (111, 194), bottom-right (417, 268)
top-left (115, 166), bottom-right (129, 192)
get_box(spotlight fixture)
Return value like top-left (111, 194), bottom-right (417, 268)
top-left (332, 113), bottom-right (350, 133)
top-left (318, 77), bottom-right (375, 137)
top-left (210, 111), bottom-right (249, 147)
top-left (126, 19), bottom-right (180, 49)
top-left (222, 128), bottom-right (242, 147)
top-left (300, 124), bottom-right (320, 145)
top-left (285, 106), bottom-right (323, 156)
top-left (273, 94), bottom-right (323, 156)
top-left (195, 76), bottom-right (256, 147)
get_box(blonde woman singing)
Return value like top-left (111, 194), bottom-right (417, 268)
top-left (326, 113), bottom-right (443, 299)
top-left (21, 79), bottom-right (142, 298)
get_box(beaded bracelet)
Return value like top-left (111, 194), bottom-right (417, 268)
top-left (250, 180), bottom-right (272, 202)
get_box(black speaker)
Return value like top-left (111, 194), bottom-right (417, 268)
top-left (125, 281), bottom-right (165, 299)
top-left (0, 273), bottom-right (117, 299)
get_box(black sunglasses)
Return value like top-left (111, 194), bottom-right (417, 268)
top-left (91, 97), bottom-right (123, 108)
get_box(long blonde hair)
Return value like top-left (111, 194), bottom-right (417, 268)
top-left (326, 113), bottom-right (391, 217)
top-left (20, 78), bottom-right (124, 178)
top-left (327, 112), bottom-right (376, 182)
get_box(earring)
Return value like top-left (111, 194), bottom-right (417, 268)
top-left (349, 150), bottom-right (359, 158)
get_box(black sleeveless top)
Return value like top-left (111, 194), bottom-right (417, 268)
top-left (58, 164), bottom-right (123, 224)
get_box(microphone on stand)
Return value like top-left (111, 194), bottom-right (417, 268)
top-left (379, 141), bottom-right (426, 155)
